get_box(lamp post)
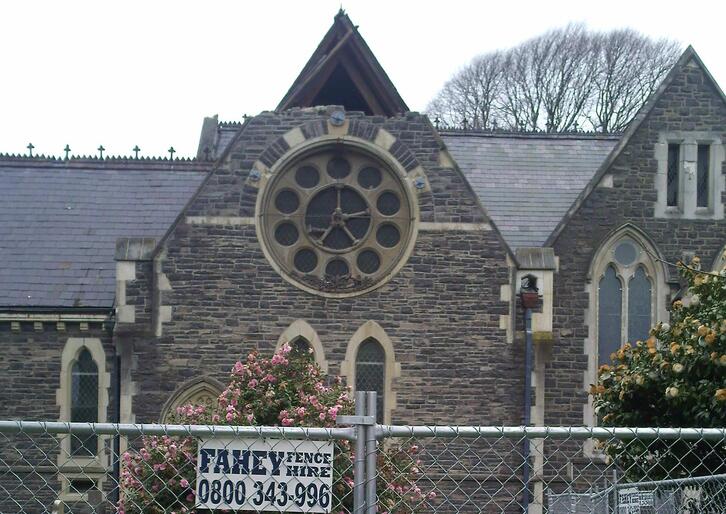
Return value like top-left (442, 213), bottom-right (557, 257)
top-left (520, 274), bottom-right (539, 514)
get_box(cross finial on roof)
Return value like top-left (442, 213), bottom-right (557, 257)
top-left (133, 145), bottom-right (140, 159)
top-left (168, 146), bottom-right (176, 160)
top-left (462, 117), bottom-right (469, 130)
top-left (26, 142), bottom-right (34, 157)
top-left (97, 145), bottom-right (105, 159)
top-left (63, 144), bottom-right (71, 159)
top-left (203, 147), bottom-right (211, 161)
top-left (434, 116), bottom-right (440, 130)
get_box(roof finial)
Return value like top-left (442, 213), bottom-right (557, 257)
top-left (64, 144), bottom-right (71, 159)
top-left (97, 145), bottom-right (105, 159)
top-left (203, 147), bottom-right (211, 161)
top-left (434, 116), bottom-right (440, 130)
top-left (133, 145), bottom-right (140, 159)
top-left (26, 142), bottom-right (34, 157)
top-left (168, 146), bottom-right (176, 160)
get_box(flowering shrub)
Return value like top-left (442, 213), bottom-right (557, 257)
top-left (119, 343), bottom-right (429, 513)
top-left (591, 256), bottom-right (726, 480)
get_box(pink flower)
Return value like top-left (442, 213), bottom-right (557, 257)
top-left (248, 379), bottom-right (258, 389)
top-left (428, 491), bottom-right (437, 499)
top-left (180, 478), bottom-right (189, 488)
top-left (319, 412), bottom-right (326, 420)
top-left (246, 413), bottom-right (254, 423)
top-left (226, 412), bottom-right (234, 421)
top-left (282, 418), bottom-right (293, 426)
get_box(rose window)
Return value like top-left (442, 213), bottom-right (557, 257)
top-left (259, 146), bottom-right (415, 295)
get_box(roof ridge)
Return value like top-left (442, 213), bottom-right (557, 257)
top-left (0, 153), bottom-right (205, 163)
top-left (218, 120), bottom-right (244, 128)
top-left (439, 129), bottom-right (622, 140)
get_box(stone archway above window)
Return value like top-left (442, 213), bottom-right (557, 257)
top-left (160, 377), bottom-right (225, 423)
top-left (712, 243), bottom-right (726, 272)
top-left (584, 225), bottom-right (669, 429)
top-left (340, 321), bottom-right (400, 424)
top-left (275, 320), bottom-right (329, 373)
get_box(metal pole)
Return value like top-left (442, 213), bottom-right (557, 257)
top-left (365, 391), bottom-right (378, 514)
top-left (522, 306), bottom-right (533, 514)
top-left (353, 391), bottom-right (366, 514)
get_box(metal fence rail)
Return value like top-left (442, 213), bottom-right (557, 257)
top-left (1, 413), bottom-right (725, 513)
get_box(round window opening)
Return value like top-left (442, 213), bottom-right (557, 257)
top-left (259, 145), bottom-right (417, 295)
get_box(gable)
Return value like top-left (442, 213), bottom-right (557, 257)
top-left (276, 11), bottom-right (408, 116)
top-left (546, 46), bottom-right (726, 246)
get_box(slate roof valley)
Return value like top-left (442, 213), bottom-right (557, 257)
top-left (441, 131), bottom-right (620, 248)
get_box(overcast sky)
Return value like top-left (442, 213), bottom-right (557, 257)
top-left (1, 0), bottom-right (724, 158)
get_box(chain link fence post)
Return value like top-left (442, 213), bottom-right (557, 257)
top-left (338, 391), bottom-right (376, 514)
top-left (353, 391), bottom-right (366, 514)
top-left (365, 391), bottom-right (378, 514)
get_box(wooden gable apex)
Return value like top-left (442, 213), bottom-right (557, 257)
top-left (276, 11), bottom-right (409, 116)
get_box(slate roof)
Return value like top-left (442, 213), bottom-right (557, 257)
top-left (0, 158), bottom-right (209, 308)
top-left (441, 132), bottom-right (619, 249)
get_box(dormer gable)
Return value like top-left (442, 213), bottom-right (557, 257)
top-left (276, 11), bottom-right (409, 116)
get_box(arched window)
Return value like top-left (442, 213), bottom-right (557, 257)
top-left (585, 226), bottom-right (668, 431)
top-left (594, 237), bottom-right (658, 365)
top-left (290, 337), bottom-right (312, 357)
top-left (57, 337), bottom-right (110, 500)
top-left (355, 338), bottom-right (385, 422)
top-left (275, 320), bottom-right (328, 372)
top-left (71, 349), bottom-right (99, 456)
top-left (598, 265), bottom-right (622, 365)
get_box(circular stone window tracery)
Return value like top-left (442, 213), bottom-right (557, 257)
top-left (259, 144), bottom-right (417, 296)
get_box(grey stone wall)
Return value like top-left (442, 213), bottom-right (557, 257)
top-left (0, 320), bottom-right (115, 512)
top-left (549, 57), bottom-right (726, 427)
top-left (124, 108), bottom-right (519, 426)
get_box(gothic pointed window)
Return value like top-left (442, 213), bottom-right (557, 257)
top-left (598, 266), bottom-right (622, 365)
top-left (355, 338), bottom-right (385, 422)
top-left (628, 266), bottom-right (652, 343)
top-left (70, 349), bottom-right (98, 456)
top-left (593, 236), bottom-right (660, 366)
top-left (290, 337), bottom-right (313, 358)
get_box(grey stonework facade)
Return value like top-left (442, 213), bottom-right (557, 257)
top-left (121, 108), bottom-right (517, 426)
top-left (1, 11), bottom-right (725, 511)
top-left (548, 51), bottom-right (726, 429)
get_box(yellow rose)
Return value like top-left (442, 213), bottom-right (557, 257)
top-left (720, 355), bottom-right (726, 366)
top-left (697, 325), bottom-right (709, 337)
top-left (716, 389), bottom-right (726, 402)
top-left (666, 386), bottom-right (679, 398)
top-left (673, 363), bottom-right (684, 374)
top-left (705, 332), bottom-right (716, 344)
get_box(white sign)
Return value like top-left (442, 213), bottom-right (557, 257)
top-left (196, 437), bottom-right (334, 512)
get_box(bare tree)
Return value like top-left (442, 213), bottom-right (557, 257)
top-left (426, 25), bottom-right (681, 133)
top-left (428, 52), bottom-right (504, 129)
top-left (590, 30), bottom-right (681, 132)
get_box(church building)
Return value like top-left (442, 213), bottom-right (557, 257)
top-left (1, 10), bottom-right (725, 508)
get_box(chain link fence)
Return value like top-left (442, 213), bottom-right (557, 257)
top-left (1, 394), bottom-right (725, 513)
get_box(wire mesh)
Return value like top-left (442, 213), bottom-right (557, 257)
top-left (375, 426), bottom-right (726, 514)
top-left (1, 422), bottom-right (725, 513)
top-left (0, 421), bottom-right (355, 514)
